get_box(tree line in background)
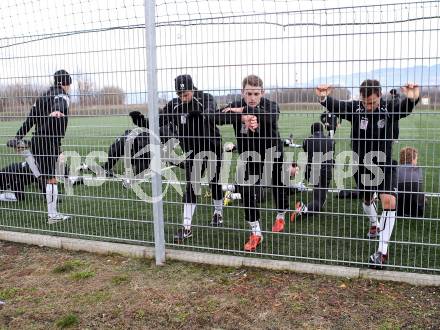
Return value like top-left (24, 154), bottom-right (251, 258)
top-left (1, 81), bottom-right (439, 117)
top-left (0, 79), bottom-right (125, 115)
top-left (76, 80), bottom-right (125, 107)
top-left (215, 86), bottom-right (352, 105)
top-left (217, 86), bottom-right (440, 105)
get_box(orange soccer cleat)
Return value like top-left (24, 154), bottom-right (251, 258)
top-left (290, 201), bottom-right (307, 222)
top-left (244, 234), bottom-right (263, 252)
top-left (272, 218), bottom-right (285, 232)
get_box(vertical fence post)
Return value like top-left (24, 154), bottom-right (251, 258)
top-left (144, 0), bottom-right (165, 265)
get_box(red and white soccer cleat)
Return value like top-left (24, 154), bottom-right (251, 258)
top-left (244, 234), bottom-right (263, 252)
top-left (272, 218), bottom-right (285, 232)
top-left (290, 201), bottom-right (307, 222)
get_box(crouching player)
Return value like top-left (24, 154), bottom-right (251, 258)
top-left (1, 139), bottom-right (83, 202)
top-left (291, 122), bottom-right (335, 221)
top-left (99, 111), bottom-right (180, 182)
top-left (397, 146), bottom-right (426, 218)
top-left (0, 139), bottom-right (38, 202)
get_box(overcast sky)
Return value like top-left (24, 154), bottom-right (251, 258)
top-left (1, 0), bottom-right (439, 101)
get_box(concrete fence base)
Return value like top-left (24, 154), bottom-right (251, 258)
top-left (1, 230), bottom-right (439, 286)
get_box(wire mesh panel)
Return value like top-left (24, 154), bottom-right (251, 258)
top-left (154, 0), bottom-right (440, 272)
top-left (0, 0), bottom-right (156, 245)
top-left (0, 0), bottom-right (439, 273)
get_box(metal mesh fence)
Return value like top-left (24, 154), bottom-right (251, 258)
top-left (1, 0), bottom-right (440, 273)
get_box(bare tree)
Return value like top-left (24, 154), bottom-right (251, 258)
top-left (421, 86), bottom-right (440, 105)
top-left (76, 76), bottom-right (97, 107)
top-left (98, 86), bottom-right (125, 105)
top-left (0, 83), bottom-right (44, 117)
top-left (267, 86), bottom-right (351, 104)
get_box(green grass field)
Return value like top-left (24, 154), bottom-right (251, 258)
top-left (1, 107), bottom-right (439, 273)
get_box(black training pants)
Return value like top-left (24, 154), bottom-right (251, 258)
top-left (183, 148), bottom-right (223, 204)
top-left (239, 149), bottom-right (289, 222)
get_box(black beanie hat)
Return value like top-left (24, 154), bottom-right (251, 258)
top-left (54, 69), bottom-right (72, 86)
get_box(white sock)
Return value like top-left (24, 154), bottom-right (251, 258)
top-left (378, 210), bottom-right (396, 256)
top-left (46, 184), bottom-right (58, 217)
top-left (183, 203), bottom-right (196, 230)
top-left (362, 202), bottom-right (378, 227)
top-left (276, 211), bottom-right (286, 220)
top-left (229, 192), bottom-right (241, 200)
top-left (248, 221), bottom-right (262, 237)
top-left (0, 192), bottom-right (17, 202)
top-left (213, 199), bottom-right (223, 214)
top-left (222, 184), bottom-right (235, 192)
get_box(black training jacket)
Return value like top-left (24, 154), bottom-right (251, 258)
top-left (215, 97), bottom-right (283, 154)
top-left (321, 96), bottom-right (419, 165)
top-left (303, 131), bottom-right (335, 165)
top-left (159, 90), bottom-right (221, 156)
top-left (15, 85), bottom-right (70, 142)
top-left (303, 130), bottom-right (334, 182)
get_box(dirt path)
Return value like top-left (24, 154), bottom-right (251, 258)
top-left (1, 241), bottom-right (439, 329)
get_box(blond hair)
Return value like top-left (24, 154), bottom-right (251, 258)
top-left (242, 75), bottom-right (263, 90)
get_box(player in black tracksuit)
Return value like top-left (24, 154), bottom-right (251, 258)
top-left (290, 122), bottom-right (335, 221)
top-left (101, 128), bottom-right (151, 177)
top-left (0, 161), bottom-right (37, 201)
top-left (316, 79), bottom-right (420, 267)
top-left (0, 152), bottom-right (82, 202)
top-left (159, 75), bottom-right (224, 243)
top-left (101, 111), bottom-right (180, 180)
top-left (11, 70), bottom-right (73, 223)
top-left (101, 111), bottom-right (151, 178)
top-left (214, 75), bottom-right (289, 251)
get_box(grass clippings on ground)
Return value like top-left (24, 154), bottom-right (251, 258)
top-left (0, 241), bottom-right (439, 329)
